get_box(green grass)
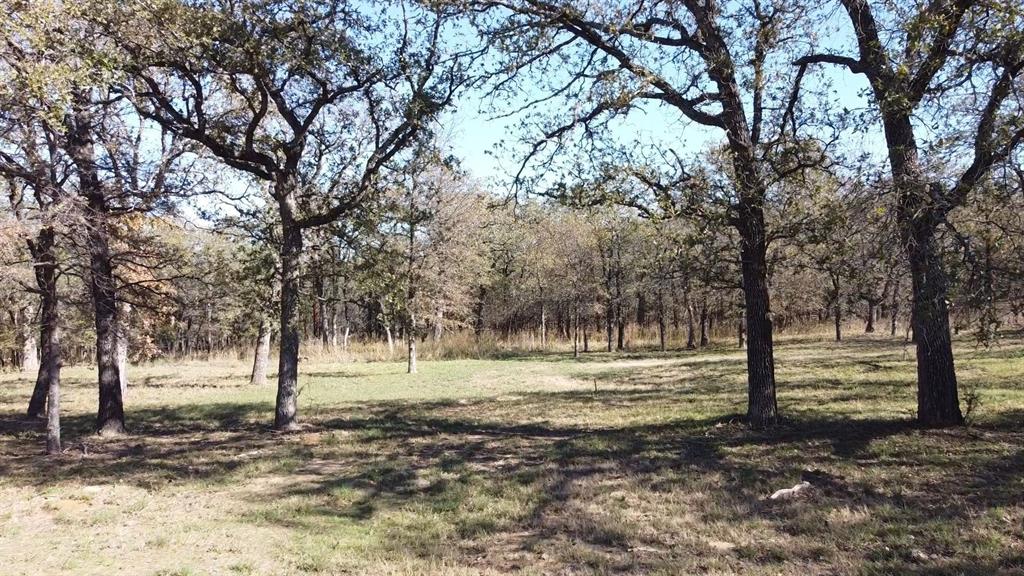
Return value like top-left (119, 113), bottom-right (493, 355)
top-left (1, 333), bottom-right (1023, 575)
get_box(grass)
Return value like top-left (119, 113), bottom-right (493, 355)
top-left (1, 333), bottom-right (1023, 575)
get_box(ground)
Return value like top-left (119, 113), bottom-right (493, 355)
top-left (1, 334), bottom-right (1022, 576)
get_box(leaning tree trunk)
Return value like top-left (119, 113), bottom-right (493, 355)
top-left (274, 196), bottom-right (303, 431)
top-left (250, 319), bottom-right (271, 386)
top-left (906, 224), bottom-right (963, 426)
top-left (69, 100), bottom-right (124, 436)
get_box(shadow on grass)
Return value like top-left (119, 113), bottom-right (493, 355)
top-left (2, 338), bottom-right (1023, 573)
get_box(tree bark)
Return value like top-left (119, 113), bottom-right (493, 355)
top-left (890, 278), bottom-right (900, 337)
top-left (699, 300), bottom-right (709, 347)
top-left (250, 319), bottom-right (271, 386)
top-left (116, 301), bottom-right (130, 399)
top-left (865, 300), bottom-right (876, 333)
top-left (685, 295), bottom-right (697, 350)
top-left (907, 228), bottom-right (963, 426)
top-left (21, 305), bottom-right (39, 374)
top-left (69, 99), bottom-right (125, 436)
top-left (274, 191), bottom-right (303, 431)
top-left (572, 305), bottom-right (580, 358)
top-left (28, 226), bottom-right (62, 453)
top-left (740, 235), bottom-right (777, 427)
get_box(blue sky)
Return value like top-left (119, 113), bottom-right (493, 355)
top-left (442, 8), bottom-right (889, 189)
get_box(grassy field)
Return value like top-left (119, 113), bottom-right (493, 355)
top-left (1, 334), bottom-right (1023, 576)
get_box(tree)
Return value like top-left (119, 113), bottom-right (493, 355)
top-left (103, 0), bottom-right (471, 429)
top-left (466, 0), bottom-right (837, 425)
top-left (796, 0), bottom-right (1024, 425)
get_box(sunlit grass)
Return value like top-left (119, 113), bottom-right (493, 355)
top-left (1, 333), bottom-right (1022, 575)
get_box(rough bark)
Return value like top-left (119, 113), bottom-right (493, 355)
top-left (250, 319), bottom-right (271, 386)
top-left (28, 226), bottom-right (62, 454)
top-left (740, 239), bottom-right (777, 427)
top-left (69, 99), bottom-right (125, 436)
top-left (907, 228), bottom-right (963, 426)
top-left (274, 190), bottom-right (303, 431)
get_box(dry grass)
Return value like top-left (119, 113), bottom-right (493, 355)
top-left (1, 332), bottom-right (1022, 575)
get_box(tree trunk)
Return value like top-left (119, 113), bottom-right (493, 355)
top-left (274, 193), bottom-right (303, 431)
top-left (685, 296), bottom-right (696, 350)
top-left (890, 278), bottom-right (900, 337)
top-left (116, 301), bottom-right (130, 399)
top-left (699, 300), bottom-right (709, 347)
top-left (583, 315), bottom-right (590, 352)
top-left (39, 263), bottom-right (62, 454)
top-left (572, 305), bottom-right (580, 358)
top-left (658, 304), bottom-right (666, 352)
top-left (834, 301), bottom-right (842, 342)
top-left (70, 99), bottom-right (125, 436)
top-left (28, 226), bottom-right (62, 453)
top-left (882, 108), bottom-right (963, 426)
top-left (865, 300), bottom-right (876, 333)
top-left (907, 228), bottom-right (963, 426)
top-left (605, 302), bottom-right (613, 352)
top-left (250, 319), bottom-right (271, 386)
top-left (407, 312), bottom-right (417, 374)
top-left (540, 302), bottom-right (547, 349)
top-left (21, 305), bottom-right (39, 374)
top-left (739, 233), bottom-right (777, 427)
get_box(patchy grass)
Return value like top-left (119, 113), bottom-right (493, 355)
top-left (1, 333), bottom-right (1023, 575)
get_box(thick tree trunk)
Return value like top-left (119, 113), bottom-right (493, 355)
top-left (865, 300), bottom-right (876, 333)
top-left (907, 228), bottom-right (963, 426)
top-left (70, 100), bottom-right (125, 436)
top-left (274, 197), bottom-right (303, 431)
top-left (883, 109), bottom-right (962, 426)
top-left (250, 319), bottom-right (271, 386)
top-left (740, 233), bottom-right (777, 428)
